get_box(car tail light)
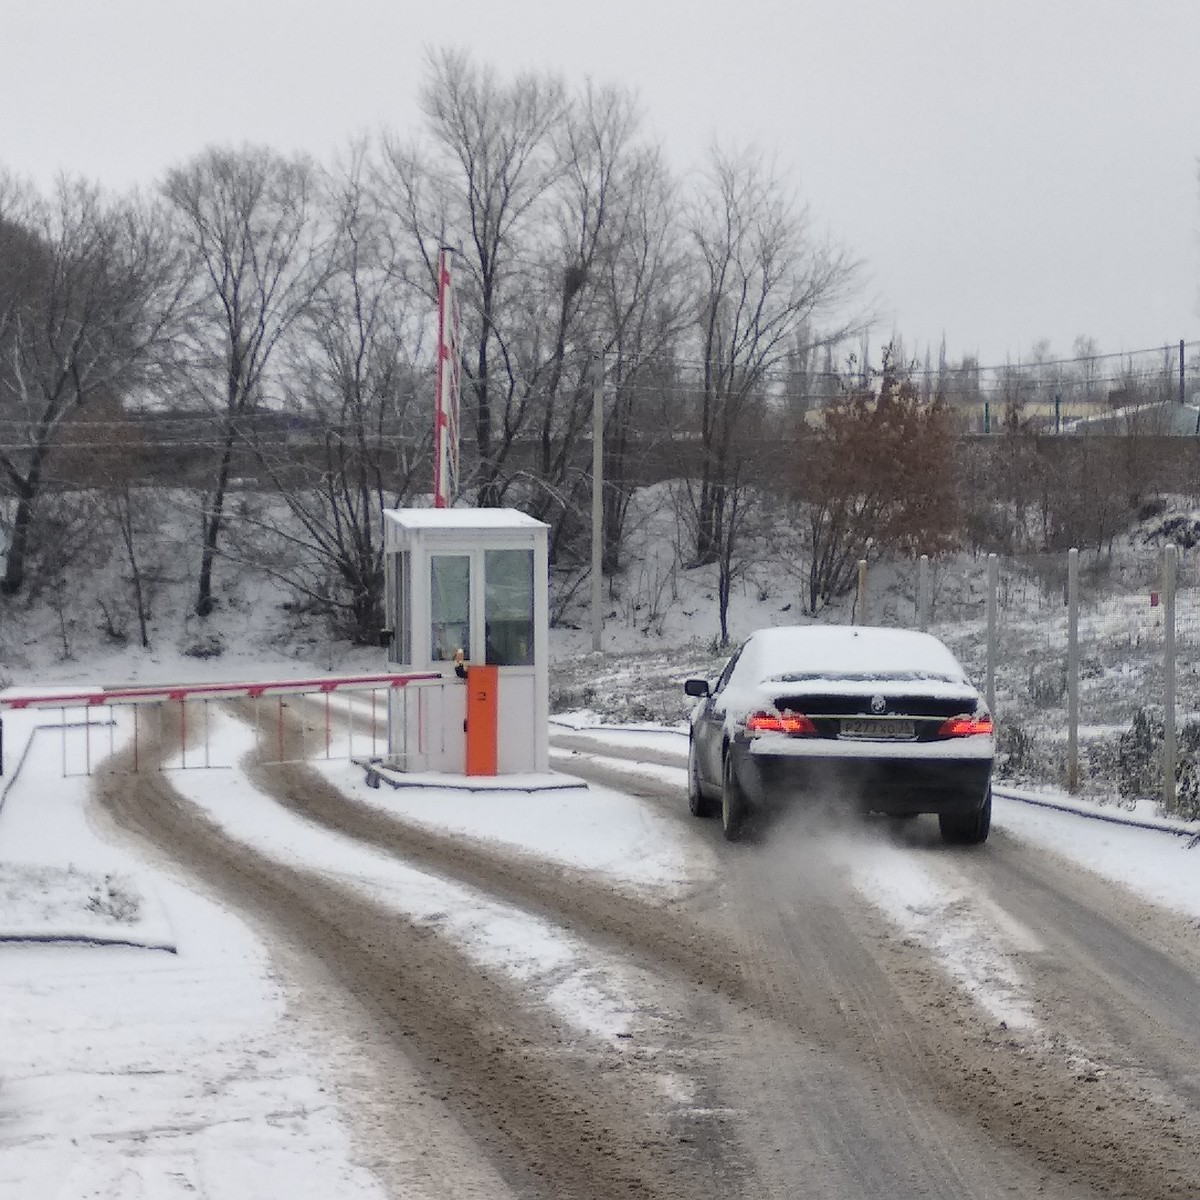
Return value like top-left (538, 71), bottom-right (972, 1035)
top-left (745, 710), bottom-right (818, 736)
top-left (938, 713), bottom-right (994, 737)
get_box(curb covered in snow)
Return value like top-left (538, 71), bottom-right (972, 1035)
top-left (995, 785), bottom-right (1200, 844)
top-left (550, 716), bottom-right (688, 738)
top-left (0, 932), bottom-right (177, 952)
top-left (355, 759), bottom-right (589, 793)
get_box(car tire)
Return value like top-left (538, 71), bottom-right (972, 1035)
top-left (938, 787), bottom-right (992, 845)
top-left (688, 737), bottom-right (717, 818)
top-left (885, 813), bottom-right (918, 840)
top-left (721, 751), bottom-right (748, 842)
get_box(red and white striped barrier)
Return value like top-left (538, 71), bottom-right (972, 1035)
top-left (0, 672), bottom-right (441, 777)
top-left (0, 672), bottom-right (440, 710)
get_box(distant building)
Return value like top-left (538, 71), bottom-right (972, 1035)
top-left (1065, 399), bottom-right (1200, 437)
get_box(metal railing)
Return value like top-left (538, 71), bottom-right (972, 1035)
top-left (854, 544), bottom-right (1195, 814)
top-left (0, 672), bottom-right (441, 778)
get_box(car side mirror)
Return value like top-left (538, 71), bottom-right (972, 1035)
top-left (684, 678), bottom-right (710, 698)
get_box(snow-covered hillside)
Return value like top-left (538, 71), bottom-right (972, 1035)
top-left (4, 482), bottom-right (1200, 811)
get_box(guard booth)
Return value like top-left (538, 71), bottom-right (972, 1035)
top-left (382, 508), bottom-right (550, 776)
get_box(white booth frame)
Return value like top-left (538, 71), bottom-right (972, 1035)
top-left (382, 508), bottom-right (550, 775)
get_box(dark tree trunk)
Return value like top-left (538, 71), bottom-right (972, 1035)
top-left (195, 425), bottom-right (237, 617)
top-left (117, 490), bottom-right (151, 649)
top-left (1, 452), bottom-right (45, 596)
top-left (1, 492), bottom-right (34, 596)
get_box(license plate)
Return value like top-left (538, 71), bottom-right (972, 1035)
top-left (840, 718), bottom-right (915, 740)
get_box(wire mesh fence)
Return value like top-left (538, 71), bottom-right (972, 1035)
top-left (861, 542), bottom-right (1198, 818)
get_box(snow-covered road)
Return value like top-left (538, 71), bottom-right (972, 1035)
top-left (5, 703), bottom-right (1200, 1198)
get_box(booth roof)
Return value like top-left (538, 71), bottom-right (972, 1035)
top-left (383, 507), bottom-right (548, 531)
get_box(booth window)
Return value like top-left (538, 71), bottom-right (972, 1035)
top-left (430, 555), bottom-right (470, 662)
top-left (393, 551), bottom-right (412, 663)
top-left (485, 548), bottom-right (534, 666)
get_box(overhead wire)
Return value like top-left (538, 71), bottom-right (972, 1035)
top-left (0, 338), bottom-right (1195, 455)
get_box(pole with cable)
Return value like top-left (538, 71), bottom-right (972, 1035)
top-left (432, 246), bottom-right (460, 508)
top-left (591, 349), bottom-right (604, 652)
top-left (1066, 548), bottom-right (1079, 794)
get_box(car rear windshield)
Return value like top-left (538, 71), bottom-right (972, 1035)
top-left (769, 670), bottom-right (964, 685)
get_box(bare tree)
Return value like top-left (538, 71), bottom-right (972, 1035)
top-left (683, 146), bottom-right (860, 567)
top-left (244, 147), bottom-right (431, 643)
top-left (379, 49), bottom-right (568, 507)
top-left (516, 83), bottom-right (689, 565)
top-left (381, 58), bottom-right (687, 577)
top-left (44, 388), bottom-right (167, 647)
top-left (164, 145), bottom-right (337, 616)
top-left (0, 176), bottom-right (183, 596)
top-left (576, 105), bottom-right (689, 573)
top-left (520, 82), bottom-right (642, 541)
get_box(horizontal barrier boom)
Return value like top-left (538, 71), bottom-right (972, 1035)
top-left (0, 672), bottom-right (441, 711)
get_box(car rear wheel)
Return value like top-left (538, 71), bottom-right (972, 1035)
top-left (885, 813), bottom-right (918, 841)
top-left (688, 737), bottom-right (717, 818)
top-left (938, 788), bottom-right (992, 845)
top-left (721, 751), bottom-right (748, 842)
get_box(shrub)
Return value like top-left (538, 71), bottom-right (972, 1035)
top-left (1174, 759), bottom-right (1200, 822)
top-left (1116, 707), bottom-right (1162, 802)
top-left (1027, 662), bottom-right (1066, 708)
top-left (1083, 738), bottom-right (1134, 808)
top-left (181, 631), bottom-right (225, 660)
top-left (996, 721), bottom-right (1035, 779)
top-left (1112, 706), bottom-right (1200, 818)
top-left (995, 721), bottom-right (1063, 782)
top-left (996, 720), bottom-right (1067, 787)
top-left (550, 682), bottom-right (596, 713)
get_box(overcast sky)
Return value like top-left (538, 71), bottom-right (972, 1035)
top-left (4, 0), bottom-right (1199, 366)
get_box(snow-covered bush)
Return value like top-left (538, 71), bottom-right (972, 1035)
top-left (181, 631), bottom-right (225, 660)
top-left (994, 719), bottom-right (1067, 788)
top-left (1116, 708), bottom-right (1163, 802)
top-left (1174, 759), bottom-right (1200, 822)
top-left (1026, 662), bottom-right (1066, 708)
top-left (1113, 707), bottom-right (1200, 819)
top-left (995, 721), bottom-right (1036, 779)
top-left (86, 874), bottom-right (142, 924)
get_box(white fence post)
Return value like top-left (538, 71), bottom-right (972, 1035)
top-left (1066, 547), bottom-right (1080, 794)
top-left (855, 559), bottom-right (868, 625)
top-left (917, 554), bottom-right (930, 631)
top-left (1164, 542), bottom-right (1177, 813)
top-left (590, 349), bottom-right (604, 652)
top-left (985, 553), bottom-right (998, 720)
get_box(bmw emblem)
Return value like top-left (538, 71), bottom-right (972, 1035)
top-left (870, 694), bottom-right (887, 715)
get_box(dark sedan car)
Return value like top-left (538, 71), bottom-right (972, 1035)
top-left (684, 625), bottom-right (994, 843)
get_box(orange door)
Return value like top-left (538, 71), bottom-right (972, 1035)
top-left (465, 665), bottom-right (498, 776)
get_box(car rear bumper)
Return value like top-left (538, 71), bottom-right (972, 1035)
top-left (733, 744), bottom-right (993, 816)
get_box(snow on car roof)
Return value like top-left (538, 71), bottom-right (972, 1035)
top-left (742, 625), bottom-right (969, 684)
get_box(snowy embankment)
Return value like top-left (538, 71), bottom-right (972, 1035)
top-left (0, 701), bottom-right (396, 1199)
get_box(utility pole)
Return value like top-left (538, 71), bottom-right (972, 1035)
top-left (590, 350), bottom-right (604, 652)
top-left (986, 553), bottom-right (998, 721)
top-left (1180, 339), bottom-right (1186, 406)
top-left (1164, 543), bottom-right (1177, 812)
top-left (1066, 548), bottom-right (1079, 794)
top-left (917, 554), bottom-right (930, 631)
